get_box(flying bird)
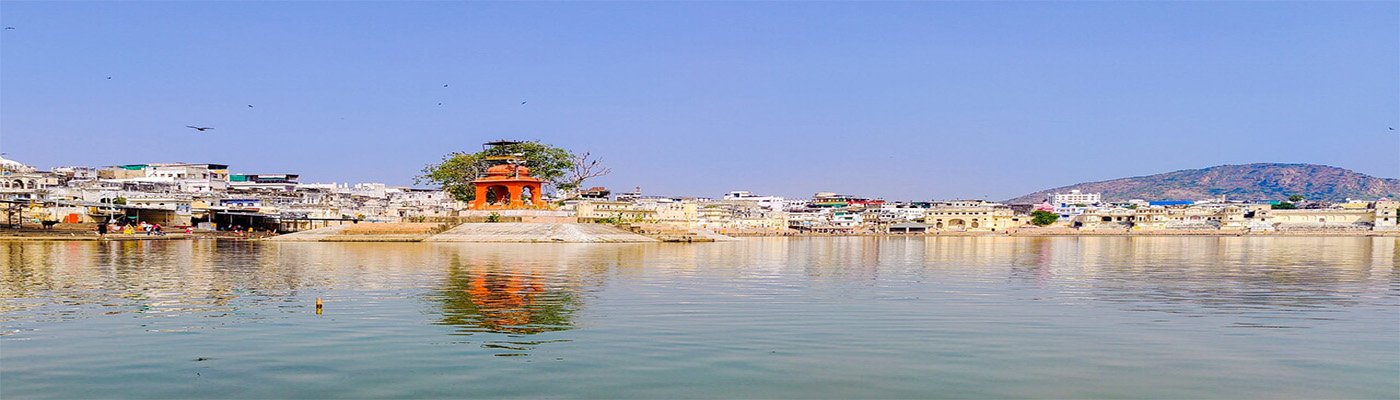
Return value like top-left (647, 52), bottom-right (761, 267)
top-left (521, 101), bottom-right (527, 105)
top-left (106, 77), bottom-right (112, 80)
top-left (185, 125), bottom-right (214, 132)
top-left (443, 84), bottom-right (448, 87)
top-left (1390, 127), bottom-right (1395, 131)
top-left (247, 104), bottom-right (253, 108)
top-left (437, 102), bottom-right (443, 106)
top-left (3, 27), bottom-right (14, 30)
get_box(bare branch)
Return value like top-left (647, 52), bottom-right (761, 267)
top-left (568, 152), bottom-right (612, 190)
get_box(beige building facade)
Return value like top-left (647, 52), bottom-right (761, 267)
top-left (576, 201), bottom-right (698, 226)
top-left (923, 206), bottom-right (1027, 232)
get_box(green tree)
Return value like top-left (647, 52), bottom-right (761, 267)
top-left (1287, 194), bottom-right (1304, 202)
top-left (1030, 210), bottom-right (1059, 226)
top-left (111, 197), bottom-right (127, 205)
top-left (417, 141), bottom-right (579, 202)
top-left (1272, 202), bottom-right (1298, 210)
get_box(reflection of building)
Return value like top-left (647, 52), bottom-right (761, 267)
top-left (436, 268), bottom-right (576, 335)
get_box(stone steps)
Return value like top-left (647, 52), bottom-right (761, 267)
top-left (615, 223), bottom-right (738, 242)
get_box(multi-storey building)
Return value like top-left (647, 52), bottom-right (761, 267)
top-left (1053, 189), bottom-right (1101, 206)
top-left (924, 205), bottom-right (1027, 232)
top-left (576, 199), bottom-right (697, 225)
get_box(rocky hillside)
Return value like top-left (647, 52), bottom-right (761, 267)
top-left (1006, 163), bottom-right (1400, 204)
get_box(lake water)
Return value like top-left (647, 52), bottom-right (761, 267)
top-left (1, 237), bottom-right (1396, 399)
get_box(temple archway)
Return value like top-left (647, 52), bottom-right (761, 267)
top-left (485, 185), bottom-right (511, 205)
top-left (469, 154), bottom-right (547, 210)
top-left (948, 219), bottom-right (966, 230)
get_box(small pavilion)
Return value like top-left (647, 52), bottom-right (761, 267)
top-left (469, 141), bottom-right (547, 210)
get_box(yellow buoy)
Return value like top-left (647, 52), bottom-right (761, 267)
top-left (315, 297), bottom-right (323, 314)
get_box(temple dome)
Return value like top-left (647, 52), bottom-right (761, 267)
top-left (485, 164), bottom-right (530, 176)
top-left (0, 155), bottom-right (32, 173)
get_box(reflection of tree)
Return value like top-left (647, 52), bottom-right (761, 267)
top-left (433, 265), bottom-right (578, 335)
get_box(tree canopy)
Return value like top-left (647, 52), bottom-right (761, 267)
top-left (417, 141), bottom-right (606, 202)
top-left (1030, 210), bottom-right (1059, 226)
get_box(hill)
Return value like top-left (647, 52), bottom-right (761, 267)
top-left (1005, 163), bottom-right (1400, 204)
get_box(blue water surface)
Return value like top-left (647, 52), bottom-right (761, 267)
top-left (1, 237), bottom-right (1396, 399)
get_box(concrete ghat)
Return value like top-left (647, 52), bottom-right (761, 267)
top-left (267, 223), bottom-right (446, 242)
top-left (425, 223), bottom-right (659, 243)
top-left (616, 223), bottom-right (739, 242)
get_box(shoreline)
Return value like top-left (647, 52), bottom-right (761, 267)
top-left (731, 231), bottom-right (1400, 238)
top-left (4, 230), bottom-right (1396, 241)
top-left (0, 233), bottom-right (199, 241)
top-left (0, 232), bottom-right (272, 241)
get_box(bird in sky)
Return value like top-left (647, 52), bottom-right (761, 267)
top-left (247, 105), bottom-right (253, 108)
top-left (1390, 127), bottom-right (1395, 131)
top-left (3, 27), bottom-right (14, 30)
top-left (521, 101), bottom-right (527, 105)
top-left (437, 102), bottom-right (443, 106)
top-left (443, 84), bottom-right (448, 87)
top-left (106, 77), bottom-right (112, 80)
top-left (185, 125), bottom-right (214, 132)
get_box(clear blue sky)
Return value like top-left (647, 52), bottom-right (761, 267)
top-left (2, 1), bottom-right (1396, 201)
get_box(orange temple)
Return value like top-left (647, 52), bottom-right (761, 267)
top-left (469, 163), bottom-right (546, 209)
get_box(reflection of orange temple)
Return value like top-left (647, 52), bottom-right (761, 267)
top-left (435, 266), bottom-right (576, 335)
top-left (470, 162), bottom-right (546, 209)
top-left (467, 273), bottom-right (546, 329)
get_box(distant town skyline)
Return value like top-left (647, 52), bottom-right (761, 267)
top-left (2, 2), bottom-right (1397, 201)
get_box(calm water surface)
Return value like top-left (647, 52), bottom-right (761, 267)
top-left (1, 237), bottom-right (1396, 398)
